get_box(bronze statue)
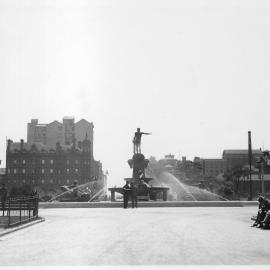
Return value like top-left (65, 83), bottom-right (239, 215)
top-left (132, 128), bottom-right (151, 154)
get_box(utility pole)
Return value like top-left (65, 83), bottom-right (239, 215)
top-left (262, 150), bottom-right (270, 196)
top-left (248, 131), bottom-right (253, 201)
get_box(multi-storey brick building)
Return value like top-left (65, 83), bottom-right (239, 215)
top-left (222, 149), bottom-right (263, 170)
top-left (5, 117), bottom-right (102, 191)
top-left (198, 158), bottom-right (226, 177)
top-left (193, 149), bottom-right (263, 177)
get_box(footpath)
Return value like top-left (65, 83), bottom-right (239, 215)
top-left (0, 200), bottom-right (257, 238)
top-left (0, 217), bottom-right (45, 237)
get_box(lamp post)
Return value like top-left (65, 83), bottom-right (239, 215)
top-left (256, 150), bottom-right (270, 196)
top-left (260, 157), bottom-right (265, 195)
top-left (261, 150), bottom-right (270, 196)
top-left (256, 156), bottom-right (265, 195)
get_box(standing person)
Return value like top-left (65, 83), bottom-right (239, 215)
top-left (30, 189), bottom-right (38, 197)
top-left (30, 189), bottom-right (38, 216)
top-left (0, 183), bottom-right (8, 216)
top-left (123, 182), bottom-right (131, 209)
top-left (131, 182), bottom-right (138, 208)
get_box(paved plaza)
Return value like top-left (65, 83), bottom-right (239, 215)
top-left (0, 206), bottom-right (269, 265)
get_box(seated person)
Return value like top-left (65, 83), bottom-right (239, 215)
top-left (138, 180), bottom-right (150, 196)
top-left (261, 199), bottom-right (270, 229)
top-left (252, 196), bottom-right (268, 227)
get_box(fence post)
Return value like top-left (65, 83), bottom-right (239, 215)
top-left (28, 197), bottom-right (30, 219)
top-left (8, 198), bottom-right (10, 227)
top-left (19, 199), bottom-right (22, 224)
top-left (36, 195), bottom-right (39, 217)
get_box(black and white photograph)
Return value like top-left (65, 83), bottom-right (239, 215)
top-left (0, 0), bottom-right (270, 268)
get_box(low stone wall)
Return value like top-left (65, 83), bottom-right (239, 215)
top-left (39, 201), bottom-right (258, 208)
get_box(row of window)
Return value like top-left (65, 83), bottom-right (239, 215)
top-left (8, 168), bottom-right (83, 174)
top-left (11, 159), bottom-right (90, 165)
top-left (205, 168), bottom-right (225, 171)
top-left (7, 179), bottom-right (78, 184)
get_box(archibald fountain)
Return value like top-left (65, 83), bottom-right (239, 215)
top-left (108, 128), bottom-right (169, 201)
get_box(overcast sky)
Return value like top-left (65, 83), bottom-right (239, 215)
top-left (1, 0), bottom-right (270, 186)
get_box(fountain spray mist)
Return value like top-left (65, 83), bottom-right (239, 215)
top-left (152, 172), bottom-right (227, 201)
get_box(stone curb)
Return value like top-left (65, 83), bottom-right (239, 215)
top-left (0, 217), bottom-right (45, 238)
top-left (39, 201), bottom-right (258, 208)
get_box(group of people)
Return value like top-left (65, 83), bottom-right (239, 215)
top-left (252, 196), bottom-right (270, 229)
top-left (123, 182), bottom-right (138, 208)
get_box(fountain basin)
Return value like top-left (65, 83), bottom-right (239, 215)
top-left (108, 186), bottom-right (169, 201)
top-left (39, 201), bottom-right (258, 208)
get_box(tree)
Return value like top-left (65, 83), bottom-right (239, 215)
top-left (9, 184), bottom-right (32, 197)
top-left (224, 165), bottom-right (247, 195)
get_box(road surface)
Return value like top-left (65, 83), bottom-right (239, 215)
top-left (0, 207), bottom-right (268, 265)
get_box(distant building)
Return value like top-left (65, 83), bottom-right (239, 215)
top-left (222, 149), bottom-right (262, 170)
top-left (194, 149), bottom-right (263, 177)
top-left (198, 159), bottom-right (226, 177)
top-left (27, 117), bottom-right (94, 151)
top-left (159, 154), bottom-right (178, 167)
top-left (158, 154), bottom-right (179, 174)
top-left (5, 117), bottom-right (102, 191)
top-left (181, 156), bottom-right (194, 170)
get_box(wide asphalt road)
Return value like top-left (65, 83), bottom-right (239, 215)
top-left (0, 206), bottom-right (268, 265)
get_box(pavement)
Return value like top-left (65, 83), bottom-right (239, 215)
top-left (0, 206), bottom-right (268, 265)
top-left (0, 217), bottom-right (45, 236)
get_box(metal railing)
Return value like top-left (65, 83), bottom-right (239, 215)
top-left (1, 195), bottom-right (39, 227)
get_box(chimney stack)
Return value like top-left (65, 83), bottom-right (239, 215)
top-left (20, 139), bottom-right (24, 152)
top-left (7, 139), bottom-right (12, 153)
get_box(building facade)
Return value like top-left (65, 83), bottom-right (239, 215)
top-left (158, 154), bottom-right (179, 174)
top-left (200, 159), bottom-right (226, 177)
top-left (222, 149), bottom-right (263, 170)
top-left (159, 154), bottom-right (178, 167)
top-left (6, 117), bottom-right (101, 191)
top-left (27, 117), bottom-right (94, 150)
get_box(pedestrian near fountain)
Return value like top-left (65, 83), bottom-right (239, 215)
top-left (123, 182), bottom-right (131, 209)
top-left (131, 183), bottom-right (138, 208)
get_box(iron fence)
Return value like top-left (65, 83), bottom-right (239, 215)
top-left (2, 195), bottom-right (39, 227)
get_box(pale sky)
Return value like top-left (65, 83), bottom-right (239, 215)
top-left (1, 0), bottom-right (270, 187)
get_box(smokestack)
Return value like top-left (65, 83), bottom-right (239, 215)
top-left (7, 139), bottom-right (12, 153)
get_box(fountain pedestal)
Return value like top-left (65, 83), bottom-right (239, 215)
top-left (109, 153), bottom-right (169, 201)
